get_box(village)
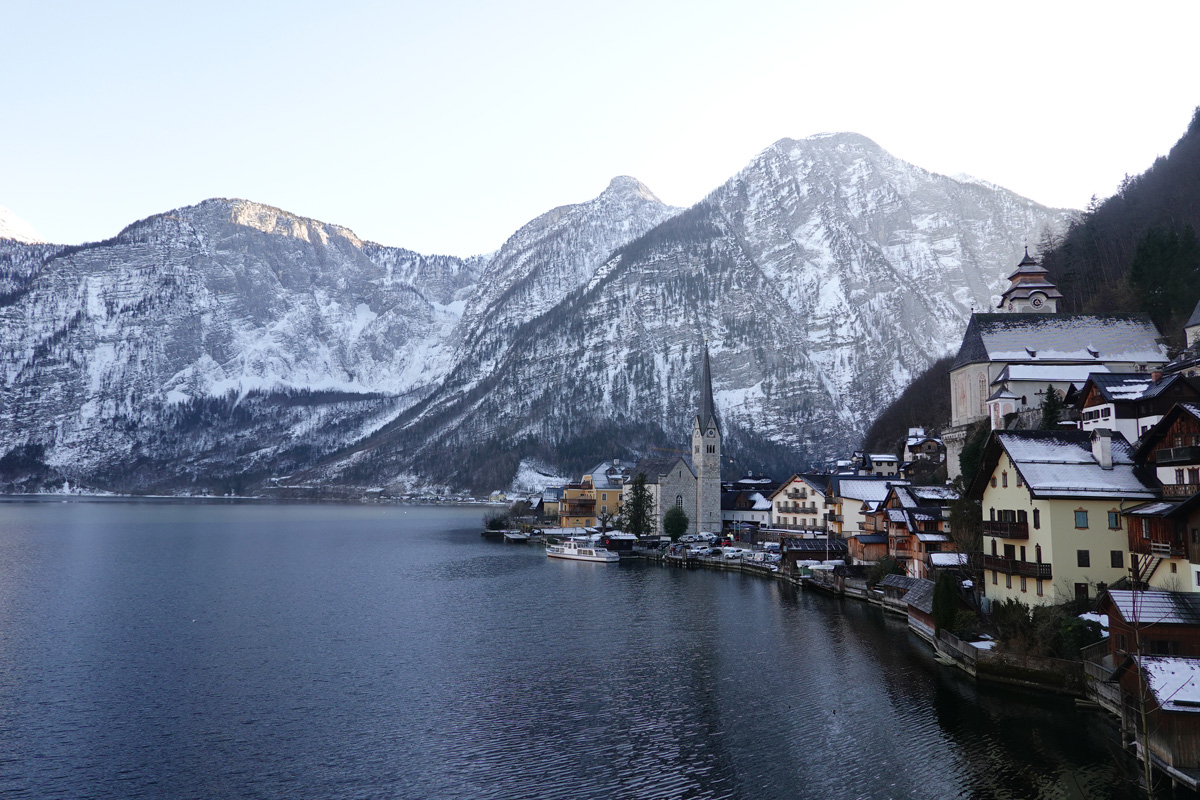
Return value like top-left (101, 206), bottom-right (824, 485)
top-left (490, 250), bottom-right (1200, 794)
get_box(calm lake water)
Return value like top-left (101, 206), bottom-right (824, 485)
top-left (0, 500), bottom-right (1145, 799)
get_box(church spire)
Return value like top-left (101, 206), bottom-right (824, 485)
top-left (697, 343), bottom-right (720, 434)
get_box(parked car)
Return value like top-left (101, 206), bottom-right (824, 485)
top-left (698, 532), bottom-right (717, 543)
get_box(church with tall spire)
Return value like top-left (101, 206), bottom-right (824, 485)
top-left (691, 344), bottom-right (722, 532)
top-left (635, 343), bottom-right (723, 537)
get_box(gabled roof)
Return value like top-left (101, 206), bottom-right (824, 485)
top-left (831, 477), bottom-right (904, 503)
top-left (972, 430), bottom-right (1158, 501)
top-left (952, 313), bottom-right (1167, 370)
top-left (1134, 403), bottom-right (1200, 461)
top-left (904, 579), bottom-right (937, 614)
top-left (850, 533), bottom-right (888, 545)
top-left (1106, 590), bottom-right (1200, 626)
top-left (879, 574), bottom-right (923, 592)
top-left (635, 455), bottom-right (695, 484)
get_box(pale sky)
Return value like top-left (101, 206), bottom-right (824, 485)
top-left (2, 0), bottom-right (1197, 256)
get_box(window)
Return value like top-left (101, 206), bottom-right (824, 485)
top-left (1178, 469), bottom-right (1187, 484)
top-left (1075, 583), bottom-right (1090, 602)
top-left (695, 445), bottom-right (700, 454)
top-left (1002, 471), bottom-right (1008, 488)
top-left (1077, 550), bottom-right (1090, 568)
top-left (1006, 574), bottom-right (1012, 589)
top-left (1108, 511), bottom-right (1120, 530)
top-left (1111, 550), bottom-right (1123, 568)
top-left (990, 507), bottom-right (996, 521)
top-left (1074, 510), bottom-right (1089, 529)
top-left (602, 493), bottom-right (607, 501)
top-left (990, 476), bottom-right (997, 488)
top-left (1035, 544), bottom-right (1042, 563)
top-left (1171, 562), bottom-right (1178, 574)
top-left (1016, 473), bottom-right (1023, 488)
top-left (1190, 468), bottom-right (1200, 485)
top-left (991, 540), bottom-right (998, 556)
top-left (1020, 576), bottom-right (1027, 592)
top-left (992, 571), bottom-right (998, 585)
top-left (1036, 579), bottom-right (1043, 596)
top-left (1033, 509), bottom-right (1040, 529)
top-left (675, 495), bottom-right (683, 508)
top-left (1020, 545), bottom-right (1026, 561)
top-left (1004, 543), bottom-right (1016, 560)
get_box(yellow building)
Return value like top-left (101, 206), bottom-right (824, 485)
top-left (558, 460), bottom-right (630, 529)
top-left (972, 429), bottom-right (1159, 606)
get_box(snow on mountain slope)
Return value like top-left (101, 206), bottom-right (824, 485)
top-left (0, 205), bottom-right (44, 244)
top-left (323, 133), bottom-right (1072, 490)
top-left (1, 134), bottom-right (1073, 494)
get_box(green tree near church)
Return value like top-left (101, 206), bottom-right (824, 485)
top-left (1039, 384), bottom-right (1065, 429)
top-left (663, 505), bottom-right (689, 542)
top-left (618, 472), bottom-right (654, 539)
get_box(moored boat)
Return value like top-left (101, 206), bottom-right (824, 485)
top-left (546, 538), bottom-right (619, 563)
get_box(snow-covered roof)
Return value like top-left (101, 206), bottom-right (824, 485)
top-left (835, 478), bottom-right (901, 503)
top-left (869, 453), bottom-right (897, 462)
top-left (930, 552), bottom-right (968, 567)
top-left (915, 532), bottom-right (948, 543)
top-left (750, 492), bottom-right (772, 511)
top-left (887, 508), bottom-right (908, 522)
top-left (953, 313), bottom-right (1167, 370)
top-left (1107, 590), bottom-right (1200, 626)
top-left (995, 364), bottom-right (1111, 384)
top-left (1136, 656), bottom-right (1200, 713)
top-left (1188, 298), bottom-right (1200, 331)
top-left (1123, 500), bottom-right (1181, 517)
top-left (910, 486), bottom-right (958, 501)
top-left (996, 431), bottom-right (1158, 500)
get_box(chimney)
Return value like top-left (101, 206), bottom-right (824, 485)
top-left (1092, 428), bottom-right (1113, 470)
top-left (1151, 370), bottom-right (1162, 384)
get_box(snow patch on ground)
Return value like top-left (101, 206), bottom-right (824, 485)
top-left (510, 460), bottom-right (569, 494)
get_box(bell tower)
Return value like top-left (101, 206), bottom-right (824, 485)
top-left (691, 343), bottom-right (722, 534)
top-left (997, 247), bottom-right (1061, 313)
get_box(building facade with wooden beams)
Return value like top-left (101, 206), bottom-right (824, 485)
top-left (970, 429), bottom-right (1160, 607)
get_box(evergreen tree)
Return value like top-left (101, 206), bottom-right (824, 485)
top-left (618, 472), bottom-right (654, 539)
top-left (663, 505), bottom-right (689, 541)
top-left (1039, 384), bottom-right (1065, 429)
top-left (932, 571), bottom-right (959, 633)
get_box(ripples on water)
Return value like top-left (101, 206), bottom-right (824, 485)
top-left (0, 501), bottom-right (1144, 799)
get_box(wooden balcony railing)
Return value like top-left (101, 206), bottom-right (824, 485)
top-left (1163, 483), bottom-right (1200, 498)
top-left (983, 520), bottom-right (1029, 540)
top-left (983, 554), bottom-right (1052, 579)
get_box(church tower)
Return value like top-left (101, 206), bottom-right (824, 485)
top-left (997, 247), bottom-right (1062, 313)
top-left (691, 344), bottom-right (722, 534)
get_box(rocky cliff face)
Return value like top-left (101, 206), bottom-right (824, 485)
top-left (0, 135), bottom-right (1072, 494)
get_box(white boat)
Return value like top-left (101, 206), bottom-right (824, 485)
top-left (503, 531), bottom-right (531, 543)
top-left (546, 538), bottom-right (619, 563)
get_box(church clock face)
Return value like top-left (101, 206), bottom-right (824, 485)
top-left (1031, 296), bottom-right (1043, 308)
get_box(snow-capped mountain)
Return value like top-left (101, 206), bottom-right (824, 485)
top-left (0, 205), bottom-right (44, 244)
top-left (0, 134), bottom-right (1072, 494)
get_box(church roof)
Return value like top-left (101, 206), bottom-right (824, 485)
top-left (952, 313), bottom-right (1167, 370)
top-left (635, 455), bottom-right (695, 484)
top-left (695, 344), bottom-right (721, 434)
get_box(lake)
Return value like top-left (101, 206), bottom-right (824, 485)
top-left (0, 500), bottom-right (1143, 799)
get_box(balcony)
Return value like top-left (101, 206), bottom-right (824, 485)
top-left (825, 513), bottom-right (844, 523)
top-left (983, 554), bottom-right (1052, 579)
top-left (1157, 445), bottom-right (1200, 465)
top-left (983, 520), bottom-right (1029, 540)
top-left (1130, 538), bottom-right (1187, 558)
top-left (1163, 483), bottom-right (1200, 498)
top-left (786, 490), bottom-right (808, 500)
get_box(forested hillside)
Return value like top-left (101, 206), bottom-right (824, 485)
top-left (1040, 106), bottom-right (1200, 345)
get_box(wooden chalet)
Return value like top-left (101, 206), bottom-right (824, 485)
top-left (1112, 655), bottom-right (1200, 789)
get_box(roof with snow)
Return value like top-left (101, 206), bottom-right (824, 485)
top-left (585, 460), bottom-right (631, 490)
top-left (916, 532), bottom-right (949, 543)
top-left (1188, 298), bottom-right (1200, 331)
top-left (1133, 656), bottom-right (1200, 713)
top-left (995, 364), bottom-right (1111, 385)
top-left (987, 430), bottom-right (1158, 501)
top-left (833, 477), bottom-right (904, 503)
top-left (930, 552), bottom-right (969, 567)
top-left (952, 313), bottom-right (1166, 370)
top-left (1106, 590), bottom-right (1200, 626)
